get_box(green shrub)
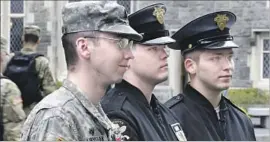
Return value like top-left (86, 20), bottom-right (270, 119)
top-left (227, 88), bottom-right (270, 106)
top-left (237, 106), bottom-right (250, 117)
top-left (56, 80), bottom-right (63, 89)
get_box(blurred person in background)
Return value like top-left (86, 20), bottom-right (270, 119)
top-left (1, 35), bottom-right (26, 141)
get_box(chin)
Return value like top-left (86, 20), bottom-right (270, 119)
top-left (216, 83), bottom-right (231, 91)
top-left (114, 78), bottom-right (123, 84)
top-left (155, 74), bottom-right (168, 84)
top-left (110, 74), bottom-right (123, 84)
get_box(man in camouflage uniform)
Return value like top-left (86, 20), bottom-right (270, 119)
top-left (0, 36), bottom-right (26, 141)
top-left (5, 25), bottom-right (57, 116)
top-left (20, 1), bottom-right (142, 141)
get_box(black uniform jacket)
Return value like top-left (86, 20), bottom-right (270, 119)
top-left (165, 84), bottom-right (256, 141)
top-left (101, 80), bottom-right (186, 141)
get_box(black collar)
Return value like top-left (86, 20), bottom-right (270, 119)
top-left (184, 84), bottom-right (228, 111)
top-left (115, 80), bottom-right (159, 109)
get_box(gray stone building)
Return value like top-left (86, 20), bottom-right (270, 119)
top-left (1, 1), bottom-right (269, 101)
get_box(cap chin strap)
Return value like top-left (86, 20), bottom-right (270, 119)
top-left (139, 30), bottom-right (169, 43)
top-left (197, 35), bottom-right (233, 45)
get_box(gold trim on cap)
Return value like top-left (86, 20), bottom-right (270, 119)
top-left (188, 44), bottom-right (192, 49)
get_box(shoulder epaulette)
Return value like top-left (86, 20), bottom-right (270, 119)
top-left (165, 94), bottom-right (184, 109)
top-left (223, 97), bottom-right (248, 115)
top-left (103, 88), bottom-right (127, 111)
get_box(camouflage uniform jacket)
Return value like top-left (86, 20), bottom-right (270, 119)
top-left (20, 79), bottom-right (122, 141)
top-left (0, 76), bottom-right (26, 141)
top-left (9, 46), bottom-right (57, 115)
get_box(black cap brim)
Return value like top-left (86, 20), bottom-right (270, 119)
top-left (141, 36), bottom-right (175, 45)
top-left (203, 41), bottom-right (239, 49)
top-left (100, 24), bottom-right (143, 41)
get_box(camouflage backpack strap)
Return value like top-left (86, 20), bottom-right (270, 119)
top-left (6, 51), bottom-right (43, 68)
top-left (7, 51), bottom-right (22, 64)
top-left (24, 53), bottom-right (44, 65)
top-left (13, 51), bottom-right (22, 56)
top-left (28, 53), bottom-right (44, 59)
top-left (27, 53), bottom-right (44, 71)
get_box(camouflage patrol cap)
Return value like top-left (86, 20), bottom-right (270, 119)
top-left (1, 36), bottom-right (7, 52)
top-left (61, 1), bottom-right (143, 41)
top-left (24, 25), bottom-right (41, 37)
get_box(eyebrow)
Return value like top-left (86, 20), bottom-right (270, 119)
top-left (212, 51), bottom-right (234, 55)
top-left (144, 45), bottom-right (156, 48)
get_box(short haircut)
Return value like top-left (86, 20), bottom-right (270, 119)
top-left (183, 48), bottom-right (205, 63)
top-left (24, 34), bottom-right (39, 44)
top-left (182, 49), bottom-right (205, 78)
top-left (61, 31), bottom-right (99, 70)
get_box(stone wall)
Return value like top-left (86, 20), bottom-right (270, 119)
top-left (25, 1), bottom-right (52, 56)
top-left (24, 1), bottom-right (68, 80)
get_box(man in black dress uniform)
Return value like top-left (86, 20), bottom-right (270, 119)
top-left (165, 11), bottom-right (256, 141)
top-left (101, 3), bottom-right (187, 141)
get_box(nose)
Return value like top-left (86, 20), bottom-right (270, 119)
top-left (160, 47), bottom-right (169, 60)
top-left (123, 48), bottom-right (134, 60)
top-left (223, 57), bottom-right (234, 71)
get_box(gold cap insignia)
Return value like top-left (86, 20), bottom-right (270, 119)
top-left (188, 44), bottom-right (192, 49)
top-left (56, 137), bottom-right (65, 141)
top-left (153, 7), bottom-right (165, 24)
top-left (214, 14), bottom-right (229, 31)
